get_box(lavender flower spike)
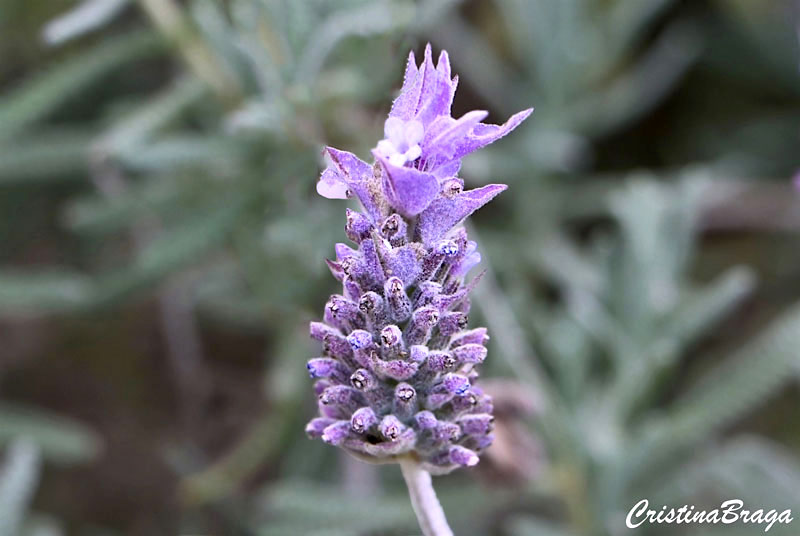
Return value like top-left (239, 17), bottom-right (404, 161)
top-left (307, 45), bottom-right (530, 535)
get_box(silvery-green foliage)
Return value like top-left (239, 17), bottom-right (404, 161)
top-left (503, 173), bottom-right (800, 535)
top-left (0, 440), bottom-right (41, 536)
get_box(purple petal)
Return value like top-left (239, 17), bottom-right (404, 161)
top-left (316, 168), bottom-right (350, 199)
top-left (417, 184), bottom-right (507, 244)
top-left (324, 147), bottom-right (383, 221)
top-left (390, 51), bottom-right (423, 121)
top-left (389, 44), bottom-right (457, 125)
top-left (452, 108), bottom-right (533, 160)
top-left (431, 159), bottom-right (461, 181)
top-left (376, 156), bottom-right (440, 217)
top-left (423, 110), bottom-right (488, 162)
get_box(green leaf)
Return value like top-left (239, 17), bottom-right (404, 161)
top-left (0, 30), bottom-right (163, 140)
top-left (0, 439), bottom-right (40, 536)
top-left (649, 436), bottom-right (800, 508)
top-left (0, 131), bottom-right (92, 185)
top-left (0, 271), bottom-right (94, 314)
top-left (42, 0), bottom-right (131, 45)
top-left (660, 266), bottom-right (756, 350)
top-left (63, 176), bottom-right (183, 235)
top-left (651, 303), bottom-right (800, 453)
top-left (0, 405), bottom-right (101, 465)
top-left (296, 0), bottom-right (415, 83)
top-left (99, 76), bottom-right (208, 157)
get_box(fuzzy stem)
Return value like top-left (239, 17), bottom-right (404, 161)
top-left (399, 458), bottom-right (453, 536)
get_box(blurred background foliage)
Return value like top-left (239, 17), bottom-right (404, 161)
top-left (0, 0), bottom-right (798, 534)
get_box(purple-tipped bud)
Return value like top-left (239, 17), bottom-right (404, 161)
top-left (379, 415), bottom-right (406, 441)
top-left (351, 407), bottom-right (378, 433)
top-left (449, 445), bottom-right (479, 467)
top-left (427, 351), bottom-right (457, 373)
top-left (358, 291), bottom-right (388, 329)
top-left (473, 433), bottom-right (495, 450)
top-left (381, 213), bottom-right (407, 246)
top-left (384, 276), bottom-right (412, 321)
top-left (319, 385), bottom-right (364, 413)
top-left (322, 420), bottom-right (352, 445)
top-left (359, 239), bottom-right (385, 290)
top-left (420, 248), bottom-right (447, 281)
top-left (347, 329), bottom-right (375, 367)
top-left (310, 322), bottom-right (353, 362)
top-left (350, 368), bottom-right (378, 391)
top-left (406, 306), bottom-right (440, 345)
top-left (309, 321), bottom-right (340, 342)
top-left (414, 411), bottom-right (438, 430)
top-left (325, 295), bottom-right (361, 328)
top-left (347, 330), bottom-right (373, 350)
top-left (343, 276), bottom-right (362, 302)
top-left (434, 421), bottom-right (462, 443)
top-left (306, 358), bottom-right (349, 383)
top-left (380, 325), bottom-right (403, 347)
top-left (440, 373), bottom-right (471, 395)
top-left (306, 417), bottom-right (335, 439)
top-left (414, 281), bottom-right (443, 308)
top-left (371, 356), bottom-right (419, 381)
top-left (393, 383), bottom-right (417, 420)
top-left (438, 311), bottom-right (468, 337)
top-left (345, 209), bottom-right (373, 243)
top-left (457, 413), bottom-right (494, 436)
top-left (409, 345), bottom-right (429, 364)
top-left (448, 390), bottom-right (480, 414)
top-left (452, 344), bottom-right (487, 364)
top-left (450, 328), bottom-right (488, 347)
top-left (313, 379), bottom-right (332, 396)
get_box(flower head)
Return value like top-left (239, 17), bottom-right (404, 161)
top-left (307, 45), bottom-right (531, 475)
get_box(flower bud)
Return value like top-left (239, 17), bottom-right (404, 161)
top-left (413, 411), bottom-right (438, 430)
top-left (379, 415), bottom-right (406, 441)
top-left (384, 276), bottom-right (412, 321)
top-left (393, 383), bottom-right (417, 420)
top-left (457, 413), bottom-right (494, 436)
top-left (306, 358), bottom-right (350, 383)
top-left (413, 281), bottom-right (443, 308)
top-left (406, 306), bottom-right (439, 345)
top-left (306, 417), bottom-right (335, 439)
top-left (381, 213), bottom-right (407, 246)
top-left (449, 445), bottom-right (479, 467)
top-left (345, 209), bottom-right (373, 243)
top-left (322, 420), bottom-right (352, 445)
top-left (320, 385), bottom-right (364, 414)
top-left (452, 344), bottom-right (487, 364)
top-left (350, 368), bottom-right (378, 391)
top-left (351, 407), bottom-right (378, 434)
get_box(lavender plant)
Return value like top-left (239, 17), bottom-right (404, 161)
top-left (305, 45), bottom-right (531, 535)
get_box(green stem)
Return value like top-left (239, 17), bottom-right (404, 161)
top-left (399, 458), bottom-right (453, 536)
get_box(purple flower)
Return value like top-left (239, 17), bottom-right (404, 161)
top-left (306, 45), bottom-right (530, 475)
